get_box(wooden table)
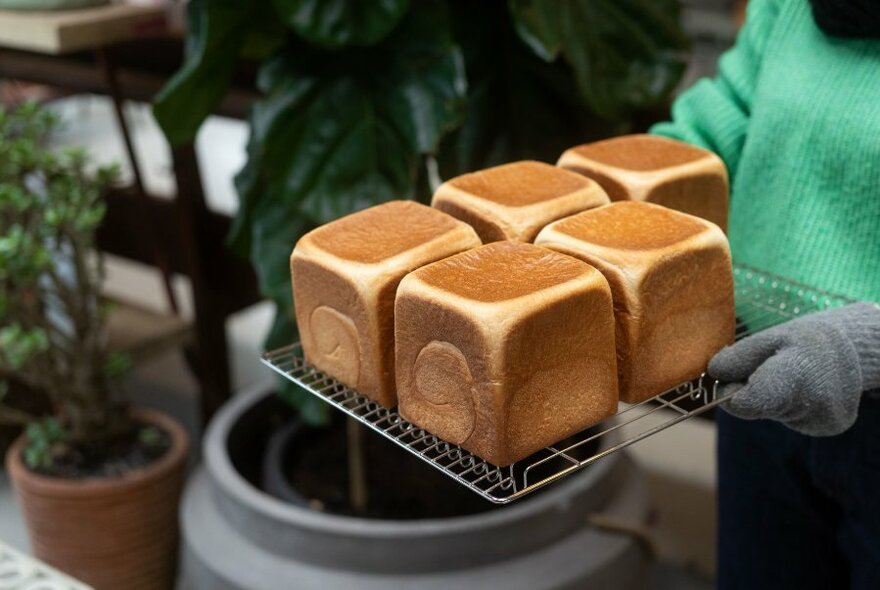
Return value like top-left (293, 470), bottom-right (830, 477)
top-left (0, 4), bottom-right (166, 54)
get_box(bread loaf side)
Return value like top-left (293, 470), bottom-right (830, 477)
top-left (536, 201), bottom-right (735, 403)
top-left (395, 241), bottom-right (619, 466)
top-left (291, 201), bottom-right (481, 407)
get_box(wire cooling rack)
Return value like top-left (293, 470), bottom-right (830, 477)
top-left (261, 264), bottom-right (855, 504)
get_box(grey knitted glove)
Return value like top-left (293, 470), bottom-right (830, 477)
top-left (708, 302), bottom-right (880, 437)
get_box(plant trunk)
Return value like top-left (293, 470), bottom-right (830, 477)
top-left (346, 417), bottom-right (368, 514)
top-left (62, 391), bottom-right (133, 448)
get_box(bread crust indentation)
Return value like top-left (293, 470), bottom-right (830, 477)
top-left (411, 341), bottom-right (477, 445)
top-left (309, 305), bottom-right (360, 387)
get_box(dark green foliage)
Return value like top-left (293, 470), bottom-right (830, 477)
top-left (272, 0), bottom-right (410, 48)
top-left (509, 0), bottom-right (689, 118)
top-left (153, 1), bottom-right (286, 145)
top-left (155, 0), bottom-right (688, 421)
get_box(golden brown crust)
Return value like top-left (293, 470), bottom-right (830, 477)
top-left (413, 241), bottom-right (593, 303)
top-left (306, 200), bottom-right (462, 264)
top-left (431, 198), bottom-right (507, 243)
top-left (502, 287), bottom-right (618, 464)
top-left (551, 201), bottom-right (706, 251)
top-left (568, 134), bottom-right (708, 171)
top-left (560, 165), bottom-right (630, 202)
top-left (558, 134), bottom-right (729, 232)
top-left (531, 241), bottom-right (641, 400)
top-left (447, 160), bottom-right (593, 206)
top-left (536, 202), bottom-right (734, 403)
top-left (646, 173), bottom-right (729, 234)
top-left (291, 201), bottom-right (481, 407)
top-left (291, 256), bottom-right (383, 400)
top-left (396, 289), bottom-right (496, 453)
top-left (396, 242), bottom-right (618, 466)
top-left (627, 246), bottom-right (734, 402)
top-left (432, 161), bottom-right (609, 243)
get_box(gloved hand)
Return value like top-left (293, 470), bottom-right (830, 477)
top-left (709, 302), bottom-right (880, 437)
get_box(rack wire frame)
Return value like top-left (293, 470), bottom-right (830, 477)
top-left (261, 264), bottom-right (855, 504)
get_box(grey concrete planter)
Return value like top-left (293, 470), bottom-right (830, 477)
top-left (182, 383), bottom-right (652, 589)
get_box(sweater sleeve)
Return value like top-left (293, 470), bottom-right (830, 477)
top-left (650, 0), bottom-right (782, 181)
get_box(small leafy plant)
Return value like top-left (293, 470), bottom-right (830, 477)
top-left (0, 102), bottom-right (133, 470)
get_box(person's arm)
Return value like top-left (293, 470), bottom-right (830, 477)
top-left (651, 0), bottom-right (781, 180)
top-left (709, 303), bottom-right (880, 436)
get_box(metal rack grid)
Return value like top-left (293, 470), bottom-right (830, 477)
top-left (261, 264), bottom-right (854, 504)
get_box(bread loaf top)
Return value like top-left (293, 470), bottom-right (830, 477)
top-left (549, 201), bottom-right (709, 251)
top-left (562, 134), bottom-right (711, 172)
top-left (405, 241), bottom-right (606, 305)
top-left (536, 201), bottom-right (728, 282)
top-left (299, 200), bottom-right (473, 265)
top-left (535, 201), bottom-right (730, 302)
top-left (443, 161), bottom-right (597, 207)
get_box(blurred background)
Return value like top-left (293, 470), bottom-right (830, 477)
top-left (0, 1), bottom-right (745, 588)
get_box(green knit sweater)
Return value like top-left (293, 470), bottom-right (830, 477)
top-left (651, 0), bottom-right (880, 303)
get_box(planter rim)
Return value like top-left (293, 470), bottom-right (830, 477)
top-left (5, 408), bottom-right (188, 497)
top-left (207, 383), bottom-right (620, 537)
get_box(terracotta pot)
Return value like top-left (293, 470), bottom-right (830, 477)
top-left (5, 409), bottom-right (188, 590)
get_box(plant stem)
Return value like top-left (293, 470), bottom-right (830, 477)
top-left (346, 417), bottom-right (368, 515)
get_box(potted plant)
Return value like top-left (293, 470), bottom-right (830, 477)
top-left (154, 1), bottom-right (686, 586)
top-left (0, 102), bottom-right (188, 590)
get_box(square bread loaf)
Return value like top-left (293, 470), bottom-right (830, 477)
top-left (536, 201), bottom-right (735, 403)
top-left (395, 241), bottom-right (618, 466)
top-left (291, 201), bottom-right (481, 407)
top-left (431, 160), bottom-right (609, 243)
top-left (558, 134), bottom-right (729, 232)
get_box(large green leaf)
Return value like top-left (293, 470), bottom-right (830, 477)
top-left (153, 0), bottom-right (284, 146)
top-left (231, 2), bottom-right (464, 252)
top-left (508, 0), bottom-right (689, 119)
top-left (272, 0), bottom-right (409, 48)
top-left (232, 2), bottom-right (464, 421)
top-left (251, 209), bottom-right (330, 424)
top-left (153, 0), bottom-right (249, 145)
top-left (437, 0), bottom-right (623, 177)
